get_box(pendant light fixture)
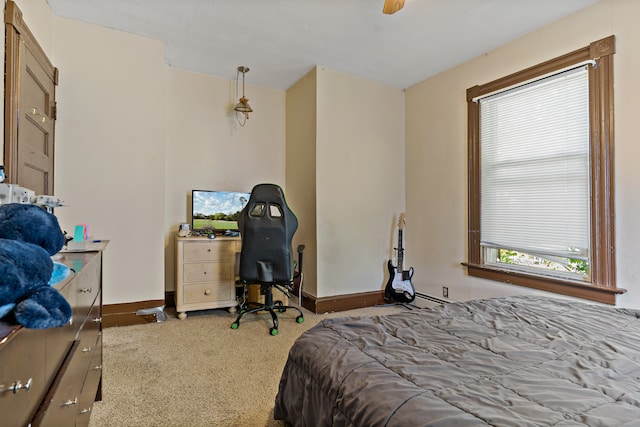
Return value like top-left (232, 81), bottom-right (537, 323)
top-left (383, 0), bottom-right (405, 14)
top-left (234, 66), bottom-right (253, 126)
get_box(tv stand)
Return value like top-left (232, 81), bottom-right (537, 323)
top-left (174, 236), bottom-right (240, 319)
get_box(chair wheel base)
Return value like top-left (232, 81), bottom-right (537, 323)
top-left (231, 300), bottom-right (304, 335)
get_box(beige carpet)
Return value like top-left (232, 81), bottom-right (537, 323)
top-left (88, 302), bottom-right (422, 427)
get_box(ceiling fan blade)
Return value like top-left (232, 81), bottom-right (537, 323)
top-left (383, 0), bottom-right (405, 15)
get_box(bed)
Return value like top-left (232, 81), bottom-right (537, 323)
top-left (274, 296), bottom-right (640, 426)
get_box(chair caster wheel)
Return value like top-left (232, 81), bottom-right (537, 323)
top-left (270, 327), bottom-right (279, 336)
top-left (296, 316), bottom-right (304, 324)
top-left (231, 322), bottom-right (239, 330)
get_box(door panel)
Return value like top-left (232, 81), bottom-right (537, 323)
top-left (4, 1), bottom-right (57, 195)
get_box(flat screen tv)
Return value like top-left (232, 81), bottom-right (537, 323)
top-left (191, 190), bottom-right (250, 235)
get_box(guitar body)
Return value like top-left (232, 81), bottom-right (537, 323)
top-left (385, 213), bottom-right (415, 304)
top-left (385, 260), bottom-right (415, 303)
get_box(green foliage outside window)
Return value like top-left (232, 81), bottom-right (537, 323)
top-left (498, 249), bottom-right (588, 276)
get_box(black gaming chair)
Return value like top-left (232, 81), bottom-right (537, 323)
top-left (230, 183), bottom-right (304, 335)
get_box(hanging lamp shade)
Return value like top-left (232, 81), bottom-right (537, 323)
top-left (234, 66), bottom-right (252, 125)
top-left (234, 96), bottom-right (253, 113)
top-left (383, 0), bottom-right (405, 14)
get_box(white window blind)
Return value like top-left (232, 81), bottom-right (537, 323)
top-left (479, 66), bottom-right (590, 260)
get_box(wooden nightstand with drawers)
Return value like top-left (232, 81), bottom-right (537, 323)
top-left (175, 236), bottom-right (240, 319)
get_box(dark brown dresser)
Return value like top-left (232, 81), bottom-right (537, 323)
top-left (0, 244), bottom-right (106, 426)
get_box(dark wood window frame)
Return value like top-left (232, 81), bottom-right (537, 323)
top-left (464, 36), bottom-right (623, 304)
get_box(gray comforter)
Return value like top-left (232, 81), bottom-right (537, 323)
top-left (274, 296), bottom-right (640, 426)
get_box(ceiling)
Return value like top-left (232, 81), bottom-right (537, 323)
top-left (46, 0), bottom-right (599, 91)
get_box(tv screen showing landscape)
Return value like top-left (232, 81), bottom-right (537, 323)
top-left (191, 190), bottom-right (250, 233)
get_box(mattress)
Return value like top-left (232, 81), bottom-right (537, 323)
top-left (274, 296), bottom-right (640, 426)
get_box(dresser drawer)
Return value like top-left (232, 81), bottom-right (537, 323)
top-left (182, 240), bottom-right (238, 262)
top-left (35, 341), bottom-right (86, 427)
top-left (75, 350), bottom-right (103, 427)
top-left (0, 328), bottom-right (47, 426)
top-left (61, 303), bottom-right (102, 427)
top-left (76, 303), bottom-right (101, 373)
top-left (183, 262), bottom-right (233, 283)
top-left (46, 280), bottom-right (77, 380)
top-left (184, 282), bottom-right (235, 303)
top-left (45, 323), bottom-right (75, 384)
top-left (73, 256), bottom-right (101, 325)
top-left (36, 319), bottom-right (99, 427)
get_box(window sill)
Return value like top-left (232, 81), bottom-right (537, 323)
top-left (462, 262), bottom-right (625, 305)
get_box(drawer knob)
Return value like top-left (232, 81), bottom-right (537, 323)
top-left (92, 317), bottom-right (102, 323)
top-left (12, 378), bottom-right (33, 393)
top-left (93, 364), bottom-right (103, 371)
top-left (207, 248), bottom-right (211, 252)
top-left (80, 287), bottom-right (92, 293)
top-left (204, 289), bottom-right (211, 295)
top-left (80, 408), bottom-right (92, 415)
top-left (61, 397), bottom-right (78, 407)
top-left (82, 346), bottom-right (92, 353)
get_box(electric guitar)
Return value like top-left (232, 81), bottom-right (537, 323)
top-left (385, 213), bottom-right (415, 304)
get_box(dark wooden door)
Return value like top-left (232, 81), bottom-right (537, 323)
top-left (4, 1), bottom-right (58, 195)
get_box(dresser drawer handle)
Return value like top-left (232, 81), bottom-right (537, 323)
top-left (82, 346), bottom-right (92, 353)
top-left (204, 289), bottom-right (211, 295)
top-left (61, 397), bottom-right (78, 407)
top-left (92, 317), bottom-right (102, 323)
top-left (93, 364), bottom-right (103, 371)
top-left (80, 287), bottom-right (92, 293)
top-left (80, 408), bottom-right (92, 415)
top-left (11, 378), bottom-right (32, 393)
top-left (207, 248), bottom-right (211, 252)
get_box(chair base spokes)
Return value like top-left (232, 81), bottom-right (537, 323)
top-left (231, 288), bottom-right (304, 336)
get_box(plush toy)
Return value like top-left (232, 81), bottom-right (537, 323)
top-left (0, 203), bottom-right (71, 328)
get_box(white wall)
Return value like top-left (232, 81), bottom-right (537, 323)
top-left (6, 0), bottom-right (287, 305)
top-left (164, 67), bottom-right (286, 293)
top-left (52, 17), bottom-right (167, 303)
top-left (405, 0), bottom-right (640, 309)
top-left (285, 66), bottom-right (405, 300)
top-left (286, 68), bottom-right (318, 296)
top-left (51, 22), bottom-right (287, 304)
top-left (12, 0), bottom-right (637, 309)
top-left (315, 67), bottom-right (405, 298)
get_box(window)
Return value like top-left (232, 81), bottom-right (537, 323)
top-left (481, 67), bottom-right (590, 280)
top-left (465, 36), bottom-right (622, 304)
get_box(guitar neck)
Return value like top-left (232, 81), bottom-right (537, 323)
top-left (397, 229), bottom-right (404, 272)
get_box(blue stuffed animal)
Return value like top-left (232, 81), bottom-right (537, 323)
top-left (0, 203), bottom-right (71, 328)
